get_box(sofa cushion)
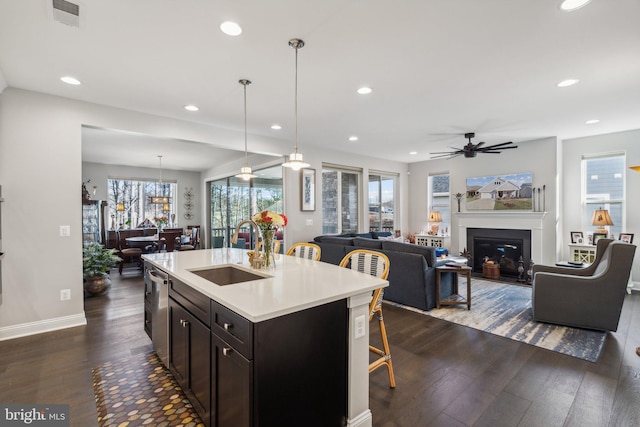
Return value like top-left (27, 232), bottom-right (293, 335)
top-left (353, 237), bottom-right (383, 250)
top-left (371, 231), bottom-right (392, 239)
top-left (317, 236), bottom-right (355, 246)
top-left (381, 240), bottom-right (436, 267)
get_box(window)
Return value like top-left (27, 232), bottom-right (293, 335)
top-left (322, 165), bottom-right (361, 234)
top-left (107, 178), bottom-right (176, 229)
top-left (582, 153), bottom-right (625, 237)
top-left (428, 173), bottom-right (450, 235)
top-left (368, 173), bottom-right (397, 232)
top-left (209, 165), bottom-right (283, 247)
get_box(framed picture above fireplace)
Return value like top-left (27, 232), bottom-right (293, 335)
top-left (465, 172), bottom-right (533, 211)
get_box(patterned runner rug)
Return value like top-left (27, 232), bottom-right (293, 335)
top-left (388, 278), bottom-right (607, 362)
top-left (92, 351), bottom-right (204, 426)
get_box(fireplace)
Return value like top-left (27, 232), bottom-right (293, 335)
top-left (467, 228), bottom-right (531, 280)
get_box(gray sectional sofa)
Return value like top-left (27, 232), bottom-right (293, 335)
top-left (312, 233), bottom-right (454, 311)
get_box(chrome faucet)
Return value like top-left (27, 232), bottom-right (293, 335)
top-left (231, 219), bottom-right (260, 250)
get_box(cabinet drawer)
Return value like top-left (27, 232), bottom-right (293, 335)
top-left (169, 276), bottom-right (211, 327)
top-left (211, 300), bottom-right (253, 360)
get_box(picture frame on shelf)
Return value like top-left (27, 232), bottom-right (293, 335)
top-left (619, 233), bottom-right (634, 244)
top-left (593, 232), bottom-right (608, 244)
top-left (570, 231), bottom-right (583, 244)
top-left (300, 168), bottom-right (315, 211)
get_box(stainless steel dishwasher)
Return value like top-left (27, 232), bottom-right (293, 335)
top-left (147, 265), bottom-right (169, 366)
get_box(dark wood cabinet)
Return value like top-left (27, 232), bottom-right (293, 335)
top-left (211, 332), bottom-right (252, 427)
top-left (169, 298), bottom-right (211, 426)
top-left (166, 276), bottom-right (348, 427)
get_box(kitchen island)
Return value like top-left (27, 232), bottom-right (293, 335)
top-left (143, 248), bottom-right (387, 427)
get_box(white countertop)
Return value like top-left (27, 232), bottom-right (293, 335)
top-left (143, 248), bottom-right (387, 322)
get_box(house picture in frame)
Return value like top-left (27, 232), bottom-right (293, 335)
top-left (301, 168), bottom-right (315, 211)
top-left (465, 173), bottom-right (533, 210)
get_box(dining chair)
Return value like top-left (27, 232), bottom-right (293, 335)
top-left (285, 242), bottom-right (321, 261)
top-left (116, 229), bottom-right (143, 274)
top-left (177, 227), bottom-right (198, 251)
top-left (339, 249), bottom-right (395, 388)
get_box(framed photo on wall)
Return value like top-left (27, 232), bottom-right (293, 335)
top-left (619, 233), bottom-right (634, 244)
top-left (301, 168), bottom-right (316, 211)
top-left (570, 231), bottom-right (584, 244)
top-left (593, 232), bottom-right (608, 244)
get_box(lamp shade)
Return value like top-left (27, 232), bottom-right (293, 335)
top-left (590, 208), bottom-right (613, 233)
top-left (630, 165), bottom-right (640, 172)
top-left (428, 210), bottom-right (442, 222)
top-left (116, 203), bottom-right (125, 212)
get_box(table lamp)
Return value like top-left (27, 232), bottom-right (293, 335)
top-left (590, 208), bottom-right (613, 234)
top-left (428, 210), bottom-right (442, 235)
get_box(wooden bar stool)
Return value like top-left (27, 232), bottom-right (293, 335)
top-left (339, 249), bottom-right (396, 388)
top-left (286, 242), bottom-right (321, 261)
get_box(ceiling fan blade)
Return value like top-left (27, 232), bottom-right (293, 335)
top-left (478, 141), bottom-right (515, 150)
top-left (430, 153), bottom-right (457, 159)
top-left (481, 145), bottom-right (518, 152)
top-left (474, 141), bottom-right (485, 149)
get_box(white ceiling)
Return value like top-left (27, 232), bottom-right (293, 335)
top-left (1, 0), bottom-right (639, 170)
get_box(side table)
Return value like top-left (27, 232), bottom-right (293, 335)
top-left (435, 265), bottom-right (472, 310)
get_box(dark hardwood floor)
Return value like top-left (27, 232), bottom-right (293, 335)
top-left (1, 271), bottom-right (639, 427)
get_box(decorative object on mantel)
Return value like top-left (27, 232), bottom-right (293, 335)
top-left (460, 247), bottom-right (472, 263)
top-left (183, 187), bottom-right (194, 220)
top-left (466, 173), bottom-right (533, 210)
top-left (430, 132), bottom-right (518, 159)
top-left (531, 184), bottom-right (547, 212)
top-left (453, 192), bottom-right (464, 212)
top-left (619, 233), bottom-right (634, 244)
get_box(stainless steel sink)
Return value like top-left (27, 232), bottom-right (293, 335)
top-left (188, 265), bottom-right (268, 286)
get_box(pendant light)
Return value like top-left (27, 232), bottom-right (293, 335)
top-left (149, 155), bottom-right (170, 204)
top-left (282, 38), bottom-right (310, 171)
top-left (235, 79), bottom-right (257, 181)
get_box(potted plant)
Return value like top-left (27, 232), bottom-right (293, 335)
top-left (83, 243), bottom-right (122, 296)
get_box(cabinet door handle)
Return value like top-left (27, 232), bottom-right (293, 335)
top-left (223, 322), bottom-right (233, 330)
top-left (222, 347), bottom-right (233, 357)
top-left (145, 291), bottom-right (152, 296)
top-left (180, 319), bottom-right (189, 327)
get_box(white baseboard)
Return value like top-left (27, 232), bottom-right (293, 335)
top-left (0, 313), bottom-right (87, 341)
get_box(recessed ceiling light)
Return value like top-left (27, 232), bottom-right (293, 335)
top-left (409, 151), bottom-right (418, 155)
top-left (270, 124), bottom-right (282, 130)
top-left (560, 0), bottom-right (591, 11)
top-left (60, 76), bottom-right (81, 85)
top-left (585, 119), bottom-right (600, 124)
top-left (349, 136), bottom-right (358, 142)
top-left (557, 79), bottom-right (579, 87)
top-left (184, 105), bottom-right (199, 112)
top-left (357, 87), bottom-right (372, 95)
top-left (220, 21), bottom-right (242, 36)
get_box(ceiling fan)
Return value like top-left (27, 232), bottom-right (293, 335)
top-left (430, 132), bottom-right (517, 159)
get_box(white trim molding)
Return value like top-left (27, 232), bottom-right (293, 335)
top-left (0, 313), bottom-right (87, 341)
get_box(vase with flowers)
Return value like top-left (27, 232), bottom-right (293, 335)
top-left (252, 210), bottom-right (287, 269)
top-left (154, 216), bottom-right (169, 233)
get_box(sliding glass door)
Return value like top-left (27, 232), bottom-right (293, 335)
top-left (209, 165), bottom-right (283, 248)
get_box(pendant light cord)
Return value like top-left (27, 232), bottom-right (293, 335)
top-left (243, 82), bottom-right (249, 164)
top-left (294, 44), bottom-right (299, 155)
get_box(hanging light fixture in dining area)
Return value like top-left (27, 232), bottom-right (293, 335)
top-left (235, 79), bottom-right (257, 181)
top-left (282, 38), bottom-right (310, 171)
top-left (149, 155), bottom-right (170, 204)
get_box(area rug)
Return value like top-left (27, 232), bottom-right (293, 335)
top-left (389, 278), bottom-right (607, 362)
top-left (92, 351), bottom-right (204, 427)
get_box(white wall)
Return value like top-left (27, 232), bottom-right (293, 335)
top-left (0, 88), bottom-right (407, 338)
top-left (82, 162), bottom-right (203, 229)
top-left (408, 137), bottom-right (560, 266)
top-left (562, 129), bottom-right (640, 284)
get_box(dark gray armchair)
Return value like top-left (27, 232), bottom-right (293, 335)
top-left (531, 239), bottom-right (636, 331)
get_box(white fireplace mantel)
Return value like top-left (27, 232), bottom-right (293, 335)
top-left (457, 211), bottom-right (548, 263)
